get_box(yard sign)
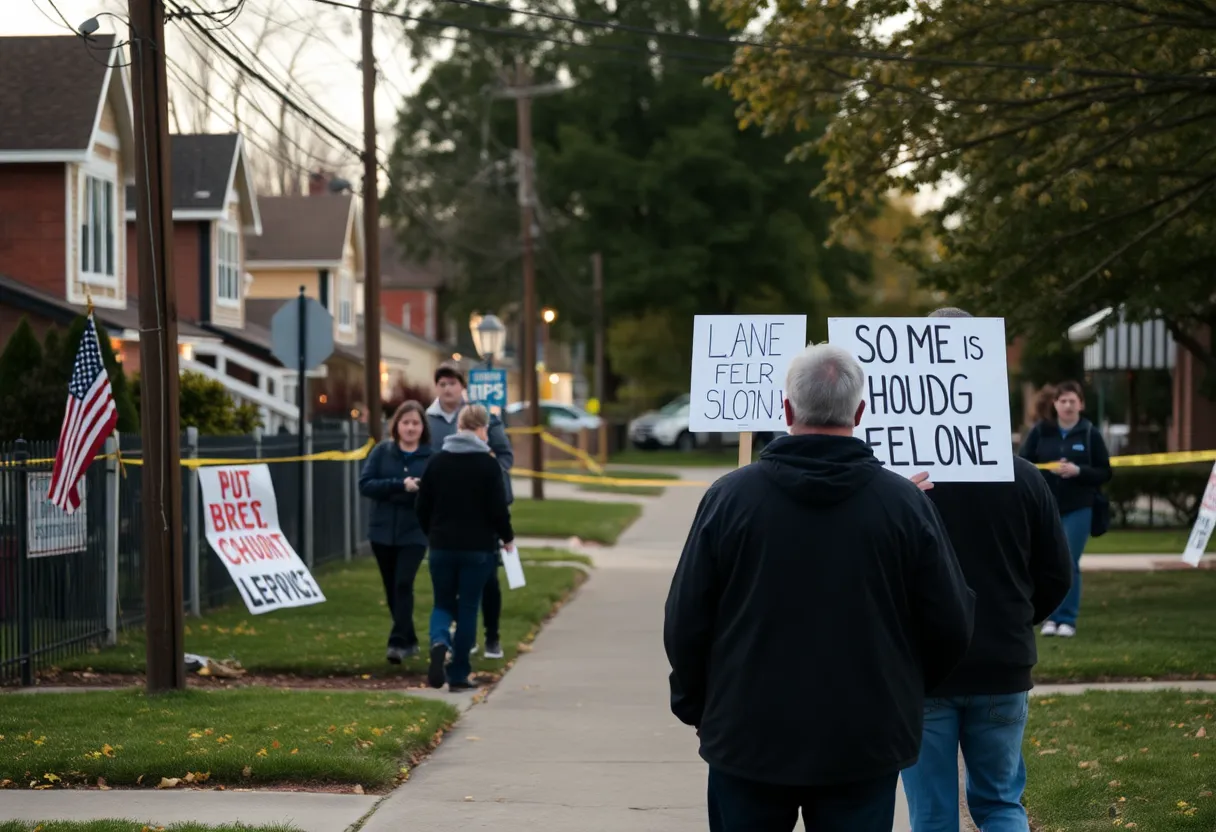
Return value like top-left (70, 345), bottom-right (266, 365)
top-left (197, 464), bottom-right (326, 614)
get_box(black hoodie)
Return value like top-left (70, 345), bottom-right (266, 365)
top-left (664, 434), bottom-right (975, 787)
top-left (1018, 418), bottom-right (1112, 515)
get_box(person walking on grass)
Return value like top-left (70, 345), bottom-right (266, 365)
top-left (1018, 380), bottom-right (1112, 638)
top-left (665, 342), bottom-right (975, 832)
top-left (417, 405), bottom-right (515, 692)
top-left (358, 400), bottom-right (433, 664)
top-left (900, 308), bottom-right (1073, 832)
top-left (427, 362), bottom-right (514, 660)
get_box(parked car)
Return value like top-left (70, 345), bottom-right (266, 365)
top-left (505, 401), bottom-right (603, 432)
top-left (628, 395), bottom-right (777, 451)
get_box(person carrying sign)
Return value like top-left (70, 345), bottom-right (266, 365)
top-left (900, 309), bottom-right (1073, 832)
top-left (417, 404), bottom-right (516, 692)
top-left (359, 400), bottom-right (434, 664)
top-left (664, 342), bottom-right (974, 832)
top-left (427, 362), bottom-right (514, 660)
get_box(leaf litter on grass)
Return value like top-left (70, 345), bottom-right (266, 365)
top-left (0, 688), bottom-right (456, 790)
top-left (1026, 691), bottom-right (1215, 831)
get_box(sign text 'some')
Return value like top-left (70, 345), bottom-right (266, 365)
top-left (198, 464), bottom-right (326, 614)
top-left (689, 315), bottom-right (808, 433)
top-left (468, 368), bottom-right (508, 410)
top-left (828, 317), bottom-right (1014, 483)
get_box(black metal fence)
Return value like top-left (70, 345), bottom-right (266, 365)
top-left (1, 423), bottom-right (369, 685)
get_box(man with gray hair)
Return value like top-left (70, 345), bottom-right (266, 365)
top-left (665, 342), bottom-right (975, 832)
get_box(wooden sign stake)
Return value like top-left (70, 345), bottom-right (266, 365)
top-left (738, 431), bottom-right (753, 468)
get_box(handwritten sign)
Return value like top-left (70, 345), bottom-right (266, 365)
top-left (1183, 460), bottom-right (1216, 567)
top-left (197, 464), bottom-right (326, 614)
top-left (689, 315), bottom-right (807, 433)
top-left (828, 317), bottom-right (1014, 482)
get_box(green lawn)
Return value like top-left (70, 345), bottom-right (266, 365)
top-left (1025, 691), bottom-right (1216, 831)
top-left (578, 469), bottom-right (679, 497)
top-left (0, 826), bottom-right (296, 832)
top-left (609, 448), bottom-right (746, 467)
top-left (1034, 572), bottom-right (1216, 683)
top-left (511, 498), bottom-right (641, 544)
top-left (57, 552), bottom-right (584, 677)
top-left (1089, 528), bottom-right (1215, 555)
top-left (0, 688), bottom-right (455, 789)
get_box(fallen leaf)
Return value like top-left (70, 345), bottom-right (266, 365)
top-left (156, 777), bottom-right (180, 789)
top-left (1109, 780), bottom-right (1121, 788)
top-left (353, 784), bottom-right (365, 795)
top-left (137, 775), bottom-right (145, 785)
top-left (97, 777), bottom-right (110, 791)
top-left (1038, 749), bottom-right (1059, 755)
top-left (290, 748), bottom-right (299, 755)
top-left (464, 795), bottom-right (474, 802)
top-left (1197, 726), bottom-right (1207, 739)
top-left (466, 736), bottom-right (481, 742)
top-left (271, 740), bottom-right (282, 749)
top-left (241, 765), bottom-right (252, 778)
top-left (256, 748), bottom-right (268, 758)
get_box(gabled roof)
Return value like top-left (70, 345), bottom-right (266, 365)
top-left (0, 35), bottom-right (132, 163)
top-left (379, 227), bottom-right (448, 290)
top-left (246, 194), bottom-right (356, 266)
top-left (123, 133), bottom-right (261, 232)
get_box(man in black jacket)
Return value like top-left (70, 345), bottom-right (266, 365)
top-left (664, 343), bottom-right (975, 832)
top-left (900, 308), bottom-right (1073, 832)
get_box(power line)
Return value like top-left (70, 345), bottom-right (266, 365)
top-left (308, 0), bottom-right (1216, 89)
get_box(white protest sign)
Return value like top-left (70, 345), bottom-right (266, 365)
top-left (197, 464), bottom-right (326, 614)
top-left (689, 315), bottom-right (808, 433)
top-left (1182, 460), bottom-right (1216, 567)
top-left (828, 317), bottom-right (1014, 483)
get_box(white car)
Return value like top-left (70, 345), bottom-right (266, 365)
top-left (628, 395), bottom-right (778, 451)
top-left (505, 401), bottom-right (603, 432)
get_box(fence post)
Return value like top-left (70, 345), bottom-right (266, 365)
top-left (304, 423), bottom-right (314, 568)
top-left (14, 439), bottom-right (32, 686)
top-left (104, 436), bottom-right (119, 646)
top-left (186, 427), bottom-right (201, 617)
top-left (350, 419), bottom-right (362, 554)
top-left (341, 420), bottom-right (353, 562)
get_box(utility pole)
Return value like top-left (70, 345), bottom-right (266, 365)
top-left (361, 0), bottom-right (383, 441)
top-left (492, 66), bottom-right (569, 499)
top-left (513, 60), bottom-right (543, 500)
top-left (130, 0), bottom-right (185, 693)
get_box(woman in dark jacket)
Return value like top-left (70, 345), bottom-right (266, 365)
top-left (1018, 380), bottom-right (1112, 638)
top-left (359, 400), bottom-right (433, 663)
top-left (416, 404), bottom-right (515, 692)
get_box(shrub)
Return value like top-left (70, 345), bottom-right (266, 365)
top-left (132, 370), bottom-right (264, 436)
top-left (1106, 464), bottom-right (1211, 527)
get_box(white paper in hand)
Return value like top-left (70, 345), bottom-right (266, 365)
top-left (502, 544), bottom-right (527, 590)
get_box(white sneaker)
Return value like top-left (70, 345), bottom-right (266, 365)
top-left (1056, 624), bottom-right (1076, 638)
top-left (1041, 621), bottom-right (1058, 636)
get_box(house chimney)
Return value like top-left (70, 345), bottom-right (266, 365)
top-left (308, 170), bottom-right (332, 196)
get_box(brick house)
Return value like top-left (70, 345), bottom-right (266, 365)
top-left (0, 35), bottom-right (134, 316)
top-left (379, 227), bottom-right (443, 340)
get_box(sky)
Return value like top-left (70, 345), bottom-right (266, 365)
top-left (5, 0), bottom-right (424, 184)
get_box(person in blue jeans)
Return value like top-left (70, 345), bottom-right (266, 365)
top-left (901, 308), bottom-right (1074, 832)
top-left (415, 405), bottom-right (514, 692)
top-left (1018, 380), bottom-right (1112, 638)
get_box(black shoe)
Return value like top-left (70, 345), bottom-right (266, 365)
top-left (483, 640), bottom-right (504, 660)
top-left (386, 645), bottom-right (419, 664)
top-left (427, 643), bottom-right (448, 689)
top-left (449, 679), bottom-right (480, 692)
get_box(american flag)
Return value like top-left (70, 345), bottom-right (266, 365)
top-left (47, 314), bottom-right (118, 513)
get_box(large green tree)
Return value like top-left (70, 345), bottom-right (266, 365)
top-left (381, 0), bottom-right (870, 403)
top-left (715, 0), bottom-right (1216, 379)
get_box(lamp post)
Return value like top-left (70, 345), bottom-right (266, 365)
top-left (470, 312), bottom-right (507, 369)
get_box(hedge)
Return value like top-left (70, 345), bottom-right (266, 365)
top-left (1106, 463), bottom-right (1211, 527)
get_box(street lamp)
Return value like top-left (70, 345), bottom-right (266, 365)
top-left (541, 308), bottom-right (557, 324)
top-left (470, 312), bottom-right (507, 368)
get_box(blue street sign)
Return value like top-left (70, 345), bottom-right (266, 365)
top-left (468, 368), bottom-right (508, 409)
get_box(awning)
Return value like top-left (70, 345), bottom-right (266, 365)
top-left (1068, 307), bottom-right (1175, 371)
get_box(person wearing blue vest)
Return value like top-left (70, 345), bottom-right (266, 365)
top-left (426, 362), bottom-right (514, 660)
top-left (359, 400), bottom-right (434, 664)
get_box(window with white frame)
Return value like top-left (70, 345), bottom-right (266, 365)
top-left (424, 293), bottom-right (436, 340)
top-left (339, 269), bottom-right (353, 329)
top-left (80, 173), bottom-right (117, 282)
top-left (217, 226), bottom-right (241, 304)
top-left (401, 303), bottom-right (412, 332)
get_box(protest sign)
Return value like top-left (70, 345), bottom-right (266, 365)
top-left (828, 317), bottom-right (1014, 482)
top-left (689, 315), bottom-right (808, 433)
top-left (1182, 460), bottom-right (1216, 567)
top-left (197, 464), bottom-right (326, 614)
